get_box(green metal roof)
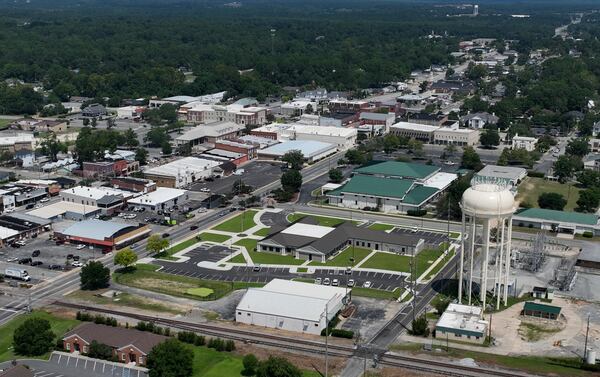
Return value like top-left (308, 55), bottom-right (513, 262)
top-left (523, 302), bottom-right (561, 315)
top-left (403, 185), bottom-right (439, 205)
top-left (354, 161), bottom-right (439, 179)
top-left (328, 175), bottom-right (414, 199)
top-left (515, 208), bottom-right (599, 226)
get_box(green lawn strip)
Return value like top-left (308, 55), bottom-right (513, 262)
top-left (187, 288), bottom-right (215, 298)
top-left (297, 267), bottom-right (308, 273)
top-left (309, 247), bottom-right (372, 267)
top-left (114, 264), bottom-right (261, 300)
top-left (425, 249), bottom-right (455, 280)
top-left (0, 310), bottom-right (80, 363)
top-left (450, 232), bottom-right (461, 239)
top-left (233, 239), bottom-right (304, 265)
top-left (415, 246), bottom-right (447, 277)
top-left (66, 290), bottom-right (184, 314)
top-left (213, 210), bottom-right (258, 232)
top-left (292, 277), bottom-right (316, 283)
top-left (0, 119), bottom-right (11, 130)
top-left (287, 213), bottom-right (359, 226)
top-left (368, 223), bottom-right (395, 231)
top-left (199, 232), bottom-right (232, 243)
top-left (360, 252), bottom-right (410, 272)
top-left (352, 287), bottom-right (403, 300)
top-left (391, 344), bottom-right (594, 377)
top-left (190, 345), bottom-right (321, 377)
top-left (516, 177), bottom-right (581, 211)
top-left (253, 227), bottom-right (271, 237)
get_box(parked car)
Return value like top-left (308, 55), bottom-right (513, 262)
top-left (347, 279), bottom-right (355, 287)
top-left (76, 244), bottom-right (86, 250)
top-left (162, 233), bottom-right (170, 238)
top-left (323, 278), bottom-right (331, 285)
top-left (315, 277), bottom-right (322, 284)
top-left (7, 257), bottom-right (19, 263)
top-left (48, 264), bottom-right (63, 270)
top-left (73, 255), bottom-right (80, 261)
top-left (30, 261), bottom-right (43, 266)
top-left (67, 254), bottom-right (74, 260)
top-left (200, 187), bottom-right (210, 193)
top-left (31, 250), bottom-right (40, 257)
top-left (363, 281), bottom-right (372, 288)
top-left (14, 240), bottom-right (26, 247)
top-left (18, 258), bottom-right (32, 265)
top-left (332, 279), bottom-right (339, 286)
top-left (71, 261), bottom-right (84, 267)
top-left (40, 197), bottom-right (50, 203)
top-left (253, 265), bottom-right (261, 272)
top-left (190, 225), bottom-right (198, 231)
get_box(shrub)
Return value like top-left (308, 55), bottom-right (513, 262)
top-left (242, 354), bottom-right (258, 376)
top-left (583, 231), bottom-right (593, 238)
top-left (224, 340), bottom-right (236, 352)
top-left (409, 315), bottom-right (430, 337)
top-left (407, 209), bottom-right (427, 217)
top-left (330, 329), bottom-right (354, 339)
top-left (193, 335), bottom-right (206, 346)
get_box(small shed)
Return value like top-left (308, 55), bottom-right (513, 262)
top-left (532, 286), bottom-right (554, 300)
top-left (522, 302), bottom-right (561, 320)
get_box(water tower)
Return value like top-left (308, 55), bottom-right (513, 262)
top-left (459, 180), bottom-right (515, 310)
top-left (473, 4), bottom-right (479, 16)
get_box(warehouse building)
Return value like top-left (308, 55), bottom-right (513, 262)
top-left (175, 121), bottom-right (245, 148)
top-left (435, 303), bottom-right (488, 344)
top-left (513, 208), bottom-right (600, 236)
top-left (327, 161), bottom-right (457, 214)
top-left (257, 219), bottom-right (424, 262)
top-left (0, 213), bottom-right (52, 247)
top-left (236, 279), bottom-right (350, 335)
top-left (258, 140), bottom-right (337, 163)
top-left (55, 219), bottom-right (150, 250)
top-left (522, 302), bottom-right (561, 320)
top-left (143, 157), bottom-right (222, 188)
top-left (27, 201), bottom-right (100, 221)
top-left (127, 187), bottom-right (188, 212)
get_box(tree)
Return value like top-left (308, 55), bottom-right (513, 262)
top-left (135, 147), bottom-right (148, 165)
top-left (145, 127), bottom-right (170, 147)
top-left (576, 189), bottom-right (600, 213)
top-left (147, 339), bottom-right (193, 377)
top-left (256, 356), bottom-right (302, 377)
top-left (83, 118), bottom-right (90, 126)
top-left (161, 141), bottom-right (172, 155)
top-left (177, 142), bottom-right (192, 156)
top-left (434, 299), bottom-right (450, 316)
top-left (91, 117), bottom-right (97, 128)
top-left (281, 170), bottom-right (302, 192)
top-left (304, 104), bottom-right (313, 114)
top-left (281, 150), bottom-right (304, 170)
top-left (537, 192), bottom-right (566, 210)
top-left (480, 128), bottom-right (500, 148)
top-left (114, 248), bottom-right (138, 270)
top-left (383, 134), bottom-right (400, 153)
top-left (13, 318), bottom-right (55, 356)
top-left (466, 62), bottom-right (488, 81)
top-left (242, 354), bottom-right (259, 376)
top-left (146, 234), bottom-right (169, 255)
top-left (407, 138), bottom-right (424, 158)
top-left (87, 340), bottom-right (114, 360)
top-left (460, 146), bottom-right (482, 170)
top-left (328, 168), bottom-right (343, 183)
top-left (123, 128), bottom-right (139, 148)
top-left (444, 144), bottom-right (457, 157)
top-left (553, 155), bottom-right (583, 183)
top-left (345, 149), bottom-right (369, 165)
top-left (566, 138), bottom-right (590, 158)
top-left (410, 315), bottom-right (429, 337)
top-left (437, 173), bottom-right (472, 220)
top-left (578, 170), bottom-right (600, 188)
top-left (80, 261), bottom-right (110, 290)
top-left (106, 117), bottom-right (116, 129)
top-left (40, 133), bottom-right (67, 162)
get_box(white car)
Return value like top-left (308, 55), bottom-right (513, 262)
top-left (332, 279), bottom-right (339, 286)
top-left (71, 261), bottom-right (84, 267)
top-left (347, 279), bottom-right (355, 287)
top-left (40, 197), bottom-right (50, 203)
top-left (200, 188), bottom-right (210, 193)
top-left (76, 244), bottom-right (86, 250)
top-left (363, 281), bottom-right (372, 288)
top-left (323, 278), bottom-right (331, 285)
top-left (7, 257), bottom-right (19, 263)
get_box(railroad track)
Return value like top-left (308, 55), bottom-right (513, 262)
top-left (54, 302), bottom-right (539, 377)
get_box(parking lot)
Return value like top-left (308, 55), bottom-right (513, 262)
top-left (190, 161), bottom-right (283, 195)
top-left (27, 352), bottom-right (149, 377)
top-left (392, 227), bottom-right (448, 248)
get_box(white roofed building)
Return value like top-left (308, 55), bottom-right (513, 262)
top-left (512, 134), bottom-right (538, 152)
top-left (433, 127), bottom-right (480, 146)
top-left (236, 279), bottom-right (350, 335)
top-left (174, 121), bottom-right (245, 147)
top-left (59, 186), bottom-right (133, 214)
top-left (127, 187), bottom-right (188, 212)
top-left (258, 140), bottom-right (337, 163)
top-left (143, 157), bottom-right (222, 188)
top-left (390, 121), bottom-right (439, 142)
top-left (0, 133), bottom-right (34, 153)
top-left (289, 125), bottom-right (357, 150)
top-left (435, 303), bottom-right (488, 344)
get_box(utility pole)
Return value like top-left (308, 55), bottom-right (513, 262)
top-left (583, 314), bottom-right (590, 362)
top-left (324, 301), bottom-right (329, 377)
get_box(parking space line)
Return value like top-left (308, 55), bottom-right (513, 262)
top-left (84, 359), bottom-right (87, 369)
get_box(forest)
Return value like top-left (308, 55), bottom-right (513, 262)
top-left (0, 0), bottom-right (586, 112)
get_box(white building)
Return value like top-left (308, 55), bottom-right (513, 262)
top-left (59, 186), bottom-right (133, 214)
top-left (435, 303), bottom-right (488, 344)
top-left (289, 125), bottom-right (357, 150)
top-left (127, 187), bottom-right (188, 212)
top-left (183, 103), bottom-right (268, 126)
top-left (512, 134), bottom-right (538, 152)
top-left (460, 112), bottom-right (499, 129)
top-left (116, 106), bottom-right (144, 119)
top-left (258, 140), bottom-right (337, 163)
top-left (235, 279), bottom-right (350, 335)
top-left (390, 121), bottom-right (439, 142)
top-left (143, 157), bottom-right (222, 188)
top-left (174, 121), bottom-right (245, 147)
top-left (280, 100), bottom-right (317, 117)
top-left (0, 133), bottom-right (34, 153)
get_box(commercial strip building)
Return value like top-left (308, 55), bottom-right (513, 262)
top-left (513, 208), bottom-right (600, 236)
top-left (250, 123), bottom-right (357, 150)
top-left (143, 157), bottom-right (222, 188)
top-left (127, 187), bottom-right (188, 212)
top-left (236, 279), bottom-right (350, 335)
top-left (0, 213), bottom-right (52, 247)
top-left (55, 219), bottom-right (151, 250)
top-left (257, 219), bottom-right (424, 262)
top-left (327, 161), bottom-right (457, 214)
top-left (474, 165), bottom-right (527, 192)
top-left (390, 121), bottom-right (479, 146)
top-left (390, 122), bottom-right (439, 142)
top-left (62, 323), bottom-right (168, 366)
top-left (435, 303), bottom-right (488, 344)
top-left (174, 121), bottom-right (245, 147)
top-left (60, 186), bottom-right (133, 214)
top-left (258, 140), bottom-right (337, 163)
top-left (27, 201), bottom-right (100, 221)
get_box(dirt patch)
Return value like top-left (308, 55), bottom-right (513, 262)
top-left (518, 316), bottom-right (565, 342)
top-left (136, 278), bottom-right (196, 291)
top-left (235, 343), bottom-right (345, 375)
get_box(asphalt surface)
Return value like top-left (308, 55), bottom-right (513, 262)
top-left (189, 161), bottom-right (283, 195)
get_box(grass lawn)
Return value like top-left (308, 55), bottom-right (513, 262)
top-left (309, 247), bottom-right (372, 267)
top-left (66, 290), bottom-right (184, 314)
top-left (158, 237), bottom-right (201, 259)
top-left (230, 239), bottom-right (305, 265)
top-left (114, 264), bottom-right (262, 300)
top-left (253, 227), bottom-right (271, 237)
top-left (516, 177), bottom-right (581, 211)
top-left (287, 213), bottom-right (359, 227)
top-left (391, 343), bottom-right (595, 377)
top-left (191, 345), bottom-right (320, 377)
top-left (425, 249), bottom-right (455, 280)
top-left (518, 322), bottom-right (561, 342)
top-left (368, 223), bottom-right (395, 231)
top-left (352, 287), bottom-right (404, 300)
top-left (361, 246), bottom-right (445, 276)
top-left (0, 119), bottom-right (11, 130)
top-left (213, 210), bottom-right (258, 232)
top-left (297, 267), bottom-right (308, 273)
top-left (0, 310), bottom-right (80, 363)
top-left (199, 232), bottom-right (232, 243)
top-left (187, 288), bottom-right (215, 297)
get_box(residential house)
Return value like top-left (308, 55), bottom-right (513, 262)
top-left (460, 112), bottom-right (499, 129)
top-left (512, 134), bottom-right (538, 152)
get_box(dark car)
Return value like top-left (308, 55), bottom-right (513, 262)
top-left (190, 225), bottom-right (198, 231)
top-left (48, 264), bottom-right (63, 270)
top-left (67, 254), bottom-right (74, 260)
top-left (11, 243), bottom-right (20, 248)
top-left (162, 233), bottom-right (170, 238)
top-left (32, 250), bottom-right (40, 257)
top-left (30, 261), bottom-right (43, 266)
top-left (18, 258), bottom-right (32, 264)
top-left (25, 203), bottom-right (34, 209)
top-left (73, 255), bottom-right (80, 261)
